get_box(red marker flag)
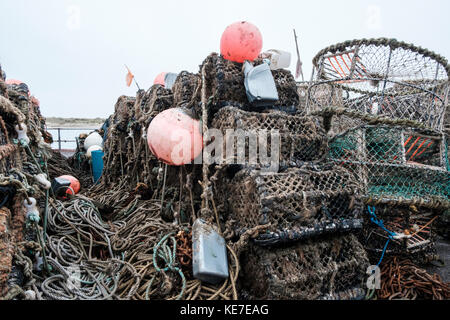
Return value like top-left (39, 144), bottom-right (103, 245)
top-left (125, 65), bottom-right (134, 87)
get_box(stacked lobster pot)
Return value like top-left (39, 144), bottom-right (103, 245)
top-left (0, 68), bottom-right (54, 298)
top-left (306, 38), bottom-right (450, 265)
top-left (200, 53), bottom-right (369, 299)
top-left (97, 82), bottom-right (204, 224)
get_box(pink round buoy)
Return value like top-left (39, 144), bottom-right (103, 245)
top-left (153, 72), bottom-right (167, 86)
top-left (5, 79), bottom-right (30, 96)
top-left (5, 79), bottom-right (23, 85)
top-left (147, 108), bottom-right (203, 165)
top-left (220, 21), bottom-right (263, 63)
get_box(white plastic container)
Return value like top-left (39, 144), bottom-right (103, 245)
top-left (262, 49), bottom-right (291, 70)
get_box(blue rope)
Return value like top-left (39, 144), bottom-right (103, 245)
top-left (367, 206), bottom-right (396, 267)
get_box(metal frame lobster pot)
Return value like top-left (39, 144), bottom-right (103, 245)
top-left (328, 124), bottom-right (450, 210)
top-left (306, 38), bottom-right (450, 134)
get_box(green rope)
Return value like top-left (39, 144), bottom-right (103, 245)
top-left (34, 221), bottom-right (51, 274)
top-left (151, 232), bottom-right (186, 300)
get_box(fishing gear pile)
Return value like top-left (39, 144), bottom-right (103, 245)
top-left (1, 37), bottom-right (449, 301)
top-left (196, 52), bottom-right (369, 300)
top-left (0, 72), bottom-right (54, 299)
top-left (306, 38), bottom-right (450, 299)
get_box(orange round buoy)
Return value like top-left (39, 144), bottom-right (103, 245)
top-left (147, 108), bottom-right (203, 166)
top-left (153, 72), bottom-right (167, 86)
top-left (220, 21), bottom-right (263, 63)
top-left (58, 175), bottom-right (80, 195)
top-left (5, 79), bottom-right (23, 85)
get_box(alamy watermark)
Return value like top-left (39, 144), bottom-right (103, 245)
top-left (66, 264), bottom-right (82, 291)
top-left (366, 5), bottom-right (382, 30)
top-left (168, 128), bottom-right (280, 172)
top-left (366, 265), bottom-right (381, 290)
top-left (66, 5), bottom-right (81, 30)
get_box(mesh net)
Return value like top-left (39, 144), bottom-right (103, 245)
top-left (171, 71), bottom-right (200, 109)
top-left (211, 106), bottom-right (328, 167)
top-left (102, 87), bottom-right (175, 188)
top-left (239, 234), bottom-right (369, 300)
top-left (98, 87), bottom-right (202, 222)
top-left (226, 164), bottom-right (362, 245)
top-left (328, 125), bottom-right (450, 209)
top-left (307, 38), bottom-right (450, 132)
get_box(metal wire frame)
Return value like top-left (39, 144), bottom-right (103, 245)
top-left (306, 38), bottom-right (450, 131)
top-left (328, 124), bottom-right (450, 209)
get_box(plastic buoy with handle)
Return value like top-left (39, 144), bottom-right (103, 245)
top-left (56, 175), bottom-right (80, 195)
top-left (220, 21), bottom-right (263, 63)
top-left (147, 108), bottom-right (203, 166)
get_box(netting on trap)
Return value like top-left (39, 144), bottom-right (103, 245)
top-left (210, 106), bottom-right (328, 168)
top-left (134, 85), bottom-right (174, 127)
top-left (296, 82), bottom-right (311, 115)
top-left (239, 234), bottom-right (369, 300)
top-left (307, 38), bottom-right (450, 132)
top-left (227, 164), bottom-right (362, 245)
top-left (328, 125), bottom-right (450, 209)
top-left (360, 205), bottom-right (438, 265)
top-left (199, 53), bottom-right (300, 118)
top-left (171, 71), bottom-right (200, 109)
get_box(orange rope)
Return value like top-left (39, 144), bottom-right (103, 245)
top-left (410, 141), bottom-right (433, 161)
top-left (328, 57), bottom-right (343, 77)
top-left (409, 216), bottom-right (438, 239)
top-left (408, 138), bottom-right (427, 161)
top-left (405, 137), bottom-right (421, 156)
top-left (334, 56), bottom-right (347, 77)
top-left (403, 136), bottom-right (413, 147)
top-left (393, 135), bottom-right (413, 161)
top-left (342, 54), bottom-right (351, 72)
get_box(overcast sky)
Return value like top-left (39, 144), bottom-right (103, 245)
top-left (1, 0), bottom-right (449, 118)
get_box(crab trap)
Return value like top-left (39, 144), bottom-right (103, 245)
top-left (226, 164), bottom-right (363, 245)
top-left (210, 106), bottom-right (328, 168)
top-left (361, 204), bottom-right (438, 264)
top-left (328, 125), bottom-right (450, 209)
top-left (239, 234), bottom-right (369, 300)
top-left (306, 38), bottom-right (450, 132)
top-left (171, 71), bottom-right (200, 109)
top-left (200, 53), bottom-right (300, 118)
